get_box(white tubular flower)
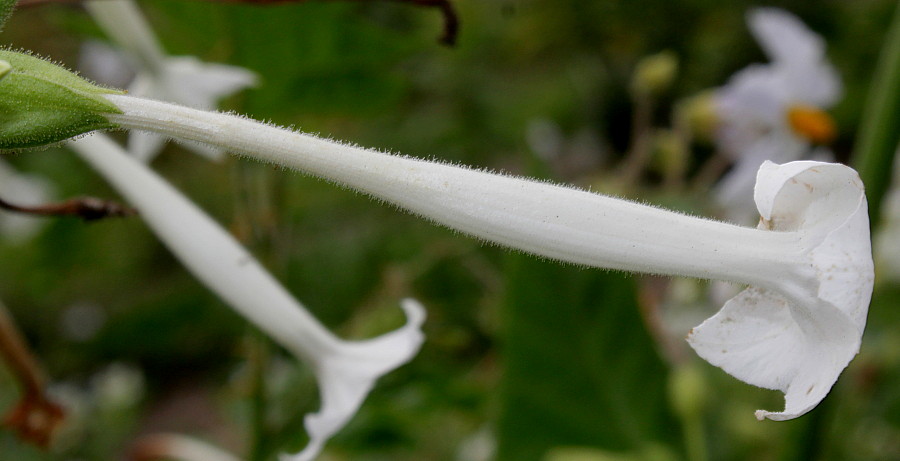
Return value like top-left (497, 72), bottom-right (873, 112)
top-left (714, 8), bottom-right (841, 222)
top-left (0, 158), bottom-right (54, 244)
top-left (101, 93), bottom-right (873, 420)
top-left (84, 0), bottom-right (257, 162)
top-left (67, 133), bottom-right (426, 461)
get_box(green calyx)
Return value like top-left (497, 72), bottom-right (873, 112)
top-left (0, 49), bottom-right (125, 151)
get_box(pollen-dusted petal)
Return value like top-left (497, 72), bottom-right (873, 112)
top-left (691, 160), bottom-right (872, 420)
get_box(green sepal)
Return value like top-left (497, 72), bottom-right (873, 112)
top-left (0, 49), bottom-right (125, 151)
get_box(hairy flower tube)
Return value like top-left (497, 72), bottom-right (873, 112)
top-left (67, 133), bottom-right (426, 461)
top-left (82, 92), bottom-right (871, 421)
top-left (714, 8), bottom-right (842, 222)
top-left (84, 0), bottom-right (257, 161)
top-left (0, 52), bottom-right (874, 419)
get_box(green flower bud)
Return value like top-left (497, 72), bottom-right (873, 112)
top-left (654, 129), bottom-right (689, 180)
top-left (675, 91), bottom-right (718, 142)
top-left (631, 51), bottom-right (678, 96)
top-left (0, 49), bottom-right (124, 151)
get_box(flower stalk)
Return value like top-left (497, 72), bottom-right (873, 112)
top-left (0, 300), bottom-right (65, 448)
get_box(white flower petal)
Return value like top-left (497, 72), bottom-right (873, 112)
top-left (748, 8), bottom-right (825, 66)
top-left (78, 40), bottom-right (136, 89)
top-left (68, 134), bottom-right (425, 459)
top-left (715, 135), bottom-right (806, 224)
top-left (86, 0), bottom-right (257, 163)
top-left (714, 7), bottom-right (840, 173)
top-left (135, 433), bottom-right (242, 461)
top-left (690, 161), bottom-right (872, 420)
top-left (0, 159), bottom-right (54, 243)
top-left (156, 57), bottom-right (259, 111)
top-left (715, 65), bottom-right (792, 156)
top-left (286, 299), bottom-right (425, 461)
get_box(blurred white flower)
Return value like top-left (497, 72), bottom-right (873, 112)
top-left (91, 362), bottom-right (145, 411)
top-left (0, 159), bottom-right (54, 244)
top-left (714, 8), bottom-right (841, 223)
top-left (68, 133), bottom-right (425, 461)
top-left (83, 0), bottom-right (257, 162)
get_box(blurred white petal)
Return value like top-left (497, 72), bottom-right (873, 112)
top-left (748, 8), bottom-right (825, 66)
top-left (68, 134), bottom-right (425, 461)
top-left (714, 7), bottom-right (841, 224)
top-left (0, 159), bottom-right (54, 243)
top-left (78, 40), bottom-right (136, 89)
top-left (714, 135), bottom-right (806, 224)
top-left (86, 0), bottom-right (257, 162)
top-left (134, 434), bottom-right (242, 461)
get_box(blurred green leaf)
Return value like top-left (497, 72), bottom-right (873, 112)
top-left (496, 256), bottom-right (677, 461)
top-left (852, 2), bottom-right (900, 225)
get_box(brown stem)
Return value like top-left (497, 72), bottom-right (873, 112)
top-left (0, 302), bottom-right (66, 448)
top-left (0, 196), bottom-right (137, 222)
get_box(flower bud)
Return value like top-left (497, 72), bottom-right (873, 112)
top-left (654, 129), bottom-right (688, 180)
top-left (631, 51), bottom-right (678, 96)
top-left (0, 50), bottom-right (123, 151)
top-left (675, 91), bottom-right (717, 142)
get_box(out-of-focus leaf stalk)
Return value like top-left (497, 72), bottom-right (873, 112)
top-left (0, 300), bottom-right (65, 448)
top-left (852, 2), bottom-right (900, 226)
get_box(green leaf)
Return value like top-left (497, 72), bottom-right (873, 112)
top-left (851, 3), bottom-right (900, 226)
top-left (0, 0), bottom-right (14, 33)
top-left (496, 255), bottom-right (678, 461)
top-left (0, 49), bottom-right (124, 151)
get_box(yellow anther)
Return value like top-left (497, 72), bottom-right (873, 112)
top-left (787, 105), bottom-right (836, 144)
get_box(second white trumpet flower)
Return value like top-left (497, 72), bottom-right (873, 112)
top-left (68, 133), bottom-right (425, 461)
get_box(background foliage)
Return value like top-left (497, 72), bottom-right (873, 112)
top-left (1, 0), bottom-right (898, 460)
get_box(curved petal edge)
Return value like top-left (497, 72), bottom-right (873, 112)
top-left (688, 160), bottom-right (873, 420)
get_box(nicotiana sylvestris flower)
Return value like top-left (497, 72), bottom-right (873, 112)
top-left (0, 53), bottom-right (874, 419)
top-left (84, 0), bottom-right (257, 162)
top-left (93, 93), bottom-right (873, 420)
top-left (67, 133), bottom-right (426, 461)
top-left (714, 8), bottom-right (841, 222)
